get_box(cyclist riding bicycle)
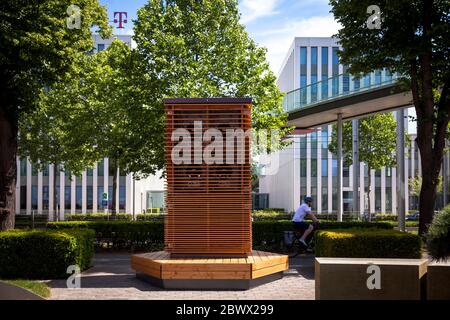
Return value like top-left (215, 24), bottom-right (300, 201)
top-left (292, 196), bottom-right (320, 249)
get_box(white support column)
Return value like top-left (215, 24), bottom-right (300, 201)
top-left (126, 173), bottom-right (132, 214)
top-left (60, 169), bottom-right (65, 220)
top-left (116, 167), bottom-right (120, 213)
top-left (352, 119), bottom-right (359, 215)
top-left (49, 164), bottom-right (54, 218)
top-left (71, 175), bottom-right (76, 214)
top-left (81, 170), bottom-right (87, 214)
top-left (37, 169), bottom-right (43, 214)
top-left (418, 147), bottom-right (422, 176)
top-left (306, 134), bottom-right (311, 196)
top-left (392, 167), bottom-right (397, 214)
top-left (396, 109), bottom-right (406, 231)
top-left (337, 113), bottom-right (343, 221)
top-left (370, 169), bottom-right (375, 214)
top-left (327, 125), bottom-right (333, 213)
top-left (294, 136), bottom-right (301, 212)
top-left (411, 136), bottom-right (415, 179)
top-left (104, 158), bottom-right (109, 207)
top-left (381, 167), bottom-right (386, 213)
top-left (15, 157), bottom-right (20, 214)
top-left (405, 152), bottom-right (409, 215)
top-left (26, 158), bottom-right (32, 215)
top-left (317, 129), bottom-right (322, 213)
top-left (93, 163), bottom-right (98, 213)
top-left (360, 162), bottom-right (365, 215)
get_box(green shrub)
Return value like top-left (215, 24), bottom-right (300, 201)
top-left (374, 213), bottom-right (398, 221)
top-left (47, 220), bottom-right (392, 253)
top-left (136, 214), bottom-right (164, 221)
top-left (14, 214), bottom-right (48, 229)
top-left (315, 229), bottom-right (422, 258)
top-left (252, 220), bottom-right (393, 251)
top-left (426, 206), bottom-right (450, 261)
top-left (0, 228), bottom-right (95, 279)
top-left (66, 213), bottom-right (132, 221)
top-left (47, 221), bottom-right (164, 251)
top-left (314, 213), bottom-right (359, 221)
top-left (252, 211), bottom-right (292, 221)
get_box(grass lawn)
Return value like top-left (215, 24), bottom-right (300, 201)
top-left (1, 279), bottom-right (51, 299)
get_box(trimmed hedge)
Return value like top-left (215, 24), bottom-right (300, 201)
top-left (66, 213), bottom-right (133, 221)
top-left (0, 228), bottom-right (95, 279)
top-left (252, 220), bottom-right (393, 251)
top-left (14, 214), bottom-right (48, 229)
top-left (47, 220), bottom-right (393, 252)
top-left (315, 229), bottom-right (422, 258)
top-left (47, 221), bottom-right (164, 251)
top-left (426, 206), bottom-right (450, 261)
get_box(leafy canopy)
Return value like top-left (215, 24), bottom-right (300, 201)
top-left (0, 0), bottom-right (111, 118)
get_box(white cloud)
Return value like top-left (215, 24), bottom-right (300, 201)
top-left (248, 15), bottom-right (341, 74)
top-left (239, 0), bottom-right (281, 24)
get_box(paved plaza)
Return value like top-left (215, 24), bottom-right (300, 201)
top-left (49, 253), bottom-right (315, 300)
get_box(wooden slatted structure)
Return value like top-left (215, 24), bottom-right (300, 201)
top-left (164, 98), bottom-right (252, 255)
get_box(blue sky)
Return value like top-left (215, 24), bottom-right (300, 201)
top-left (99, 0), bottom-right (340, 74)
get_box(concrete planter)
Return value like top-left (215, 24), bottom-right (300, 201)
top-left (427, 261), bottom-right (450, 300)
top-left (315, 258), bottom-right (428, 300)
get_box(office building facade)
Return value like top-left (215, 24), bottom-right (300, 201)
top-left (259, 37), bottom-right (423, 214)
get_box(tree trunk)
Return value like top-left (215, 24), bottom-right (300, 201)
top-left (418, 151), bottom-right (439, 235)
top-left (0, 108), bottom-right (18, 231)
top-left (111, 159), bottom-right (117, 216)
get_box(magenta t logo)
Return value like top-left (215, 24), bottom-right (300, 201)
top-left (113, 12), bottom-right (127, 29)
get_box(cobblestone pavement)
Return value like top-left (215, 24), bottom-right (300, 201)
top-left (50, 253), bottom-right (315, 300)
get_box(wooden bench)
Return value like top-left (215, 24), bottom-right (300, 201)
top-left (315, 258), bottom-right (428, 300)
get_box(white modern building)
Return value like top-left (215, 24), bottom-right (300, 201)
top-left (15, 34), bottom-right (165, 219)
top-left (259, 37), bottom-right (423, 215)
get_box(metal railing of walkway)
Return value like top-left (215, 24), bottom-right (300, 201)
top-left (282, 70), bottom-right (401, 113)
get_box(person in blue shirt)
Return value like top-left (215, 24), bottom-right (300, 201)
top-left (292, 196), bottom-right (320, 248)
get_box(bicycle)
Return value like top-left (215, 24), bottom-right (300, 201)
top-left (284, 221), bottom-right (320, 258)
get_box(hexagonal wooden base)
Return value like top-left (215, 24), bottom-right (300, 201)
top-left (131, 250), bottom-right (288, 290)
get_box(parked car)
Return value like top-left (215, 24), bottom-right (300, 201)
top-left (406, 212), bottom-right (419, 221)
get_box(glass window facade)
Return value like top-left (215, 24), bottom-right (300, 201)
top-left (87, 186), bottom-right (93, 210)
top-left (20, 186), bottom-right (27, 210)
top-left (32, 185), bottom-right (37, 210)
top-left (20, 158), bottom-right (27, 176)
top-left (65, 186), bottom-right (71, 210)
top-left (322, 159), bottom-right (328, 176)
top-left (98, 160), bottom-right (104, 176)
top-left (76, 186), bottom-right (82, 210)
top-left (43, 186), bottom-right (49, 210)
top-left (321, 47), bottom-right (329, 99)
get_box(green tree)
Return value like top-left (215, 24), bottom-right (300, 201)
top-left (133, 0), bottom-right (291, 140)
top-left (0, 0), bottom-right (110, 230)
top-left (330, 0), bottom-right (450, 234)
top-left (20, 40), bottom-right (164, 215)
top-left (328, 114), bottom-right (397, 215)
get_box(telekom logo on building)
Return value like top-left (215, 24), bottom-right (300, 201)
top-left (113, 12), bottom-right (127, 29)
